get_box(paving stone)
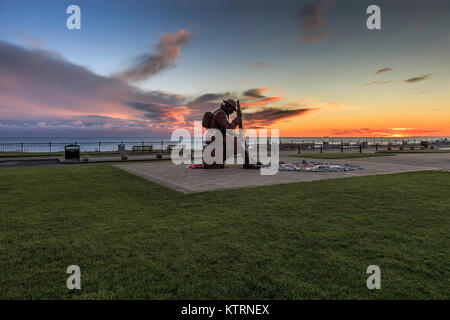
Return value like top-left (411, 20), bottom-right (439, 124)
top-left (112, 154), bottom-right (449, 193)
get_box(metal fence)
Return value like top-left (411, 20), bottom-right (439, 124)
top-left (280, 138), bottom-right (449, 153)
top-left (0, 137), bottom-right (448, 157)
top-left (0, 140), bottom-right (177, 156)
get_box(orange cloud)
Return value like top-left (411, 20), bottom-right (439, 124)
top-left (242, 87), bottom-right (277, 99)
top-left (330, 128), bottom-right (440, 137)
top-left (240, 87), bottom-right (281, 108)
top-left (241, 96), bottom-right (282, 108)
top-left (314, 101), bottom-right (363, 111)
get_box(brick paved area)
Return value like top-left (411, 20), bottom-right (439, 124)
top-left (112, 153), bottom-right (449, 193)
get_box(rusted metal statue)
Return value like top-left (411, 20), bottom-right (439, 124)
top-left (203, 99), bottom-right (260, 169)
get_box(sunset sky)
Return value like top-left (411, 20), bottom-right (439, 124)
top-left (0, 0), bottom-right (449, 137)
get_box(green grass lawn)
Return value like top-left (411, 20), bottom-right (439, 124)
top-left (0, 165), bottom-right (449, 299)
top-left (377, 149), bottom-right (450, 154)
top-left (0, 151), bottom-right (64, 157)
top-left (290, 152), bottom-right (394, 159)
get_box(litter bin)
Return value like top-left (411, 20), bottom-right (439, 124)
top-left (65, 144), bottom-right (80, 160)
top-left (118, 144), bottom-right (126, 156)
top-left (421, 141), bottom-right (429, 149)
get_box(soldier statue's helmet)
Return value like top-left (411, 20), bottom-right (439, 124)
top-left (223, 99), bottom-right (237, 112)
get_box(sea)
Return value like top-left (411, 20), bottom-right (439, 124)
top-left (0, 136), bottom-right (448, 153)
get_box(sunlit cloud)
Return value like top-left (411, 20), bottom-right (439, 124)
top-left (242, 87), bottom-right (276, 99)
top-left (390, 128), bottom-right (415, 131)
top-left (240, 87), bottom-right (281, 108)
top-left (314, 101), bottom-right (363, 111)
top-left (331, 127), bottom-right (440, 137)
top-left (242, 96), bottom-right (281, 107)
top-left (364, 81), bottom-right (391, 86)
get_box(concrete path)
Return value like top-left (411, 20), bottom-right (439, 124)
top-left (0, 159), bottom-right (61, 168)
top-left (0, 155), bottom-right (171, 168)
top-left (58, 154), bottom-right (170, 163)
top-left (112, 153), bottom-right (449, 193)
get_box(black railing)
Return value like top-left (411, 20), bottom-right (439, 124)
top-left (0, 141), bottom-right (178, 157)
top-left (0, 137), bottom-right (448, 157)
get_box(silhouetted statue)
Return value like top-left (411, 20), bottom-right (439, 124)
top-left (203, 99), bottom-right (260, 169)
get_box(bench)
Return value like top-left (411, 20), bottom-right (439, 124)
top-left (132, 145), bottom-right (153, 153)
top-left (167, 144), bottom-right (176, 151)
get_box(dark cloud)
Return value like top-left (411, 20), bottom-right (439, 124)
top-left (0, 115), bottom-right (148, 130)
top-left (0, 41), bottom-right (123, 106)
top-left (244, 108), bottom-right (315, 126)
top-left (125, 102), bottom-right (163, 112)
top-left (243, 88), bottom-right (266, 99)
top-left (376, 68), bottom-right (393, 74)
top-left (240, 88), bottom-right (282, 108)
top-left (297, 0), bottom-right (334, 43)
top-left (404, 74), bottom-right (432, 83)
top-left (0, 115), bottom-right (160, 137)
top-left (124, 101), bottom-right (192, 124)
top-left (0, 41), bottom-right (185, 130)
top-left (124, 102), bottom-right (170, 121)
top-left (186, 93), bottom-right (230, 107)
top-left (118, 30), bottom-right (190, 82)
top-left (181, 92), bottom-right (234, 123)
